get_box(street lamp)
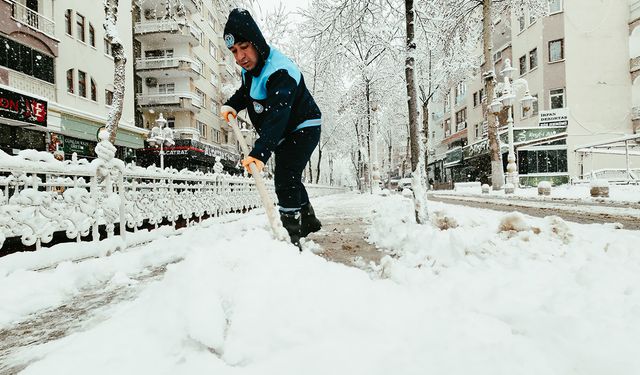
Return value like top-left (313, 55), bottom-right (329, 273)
top-left (147, 113), bottom-right (174, 169)
top-left (498, 59), bottom-right (536, 191)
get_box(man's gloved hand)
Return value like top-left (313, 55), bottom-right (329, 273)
top-left (241, 156), bottom-right (264, 174)
top-left (221, 105), bottom-right (237, 122)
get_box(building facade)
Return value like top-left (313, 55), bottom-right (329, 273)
top-left (133, 0), bottom-right (248, 173)
top-left (429, 0), bottom-right (639, 187)
top-left (0, 0), bottom-right (146, 161)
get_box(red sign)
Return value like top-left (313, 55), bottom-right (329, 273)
top-left (0, 87), bottom-right (48, 126)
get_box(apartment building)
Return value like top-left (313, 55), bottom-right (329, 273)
top-left (0, 0), bottom-right (145, 161)
top-left (133, 0), bottom-right (247, 173)
top-left (429, 0), bottom-right (639, 186)
top-left (631, 0), bottom-right (640, 133)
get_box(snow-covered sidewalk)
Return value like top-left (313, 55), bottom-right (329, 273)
top-left (1, 193), bottom-right (639, 374)
top-left (431, 183), bottom-right (640, 205)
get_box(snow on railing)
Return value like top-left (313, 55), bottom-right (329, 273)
top-left (0, 135), bottom-right (345, 251)
top-left (137, 92), bottom-right (202, 108)
top-left (10, 0), bottom-right (56, 37)
top-left (136, 56), bottom-right (202, 74)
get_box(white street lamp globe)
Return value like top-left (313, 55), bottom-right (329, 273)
top-left (520, 92), bottom-right (536, 111)
top-left (501, 91), bottom-right (516, 107)
top-left (501, 59), bottom-right (516, 79)
top-left (155, 112), bottom-right (167, 128)
top-left (490, 97), bottom-right (503, 115)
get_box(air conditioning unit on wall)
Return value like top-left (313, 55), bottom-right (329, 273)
top-left (145, 77), bottom-right (158, 87)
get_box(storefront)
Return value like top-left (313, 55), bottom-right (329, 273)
top-left (440, 126), bottom-right (569, 186)
top-left (137, 138), bottom-right (241, 174)
top-left (0, 87), bottom-right (48, 154)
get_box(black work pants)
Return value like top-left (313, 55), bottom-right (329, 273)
top-left (274, 126), bottom-right (321, 212)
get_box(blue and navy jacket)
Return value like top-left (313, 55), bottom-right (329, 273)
top-left (223, 9), bottom-right (321, 163)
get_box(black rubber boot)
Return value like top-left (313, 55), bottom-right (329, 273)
top-left (300, 203), bottom-right (322, 237)
top-left (280, 211), bottom-right (302, 249)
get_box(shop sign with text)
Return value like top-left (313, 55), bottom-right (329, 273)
top-left (0, 87), bottom-right (47, 126)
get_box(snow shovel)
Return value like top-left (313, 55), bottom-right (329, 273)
top-left (227, 116), bottom-right (290, 243)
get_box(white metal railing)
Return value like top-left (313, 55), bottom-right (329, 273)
top-left (136, 56), bottom-right (202, 74)
top-left (8, 70), bottom-right (56, 101)
top-left (10, 1), bottom-right (55, 36)
top-left (0, 141), bottom-right (345, 251)
top-left (134, 20), bottom-right (201, 42)
top-left (578, 168), bottom-right (640, 182)
top-left (173, 128), bottom-right (201, 139)
top-left (137, 92), bottom-right (203, 108)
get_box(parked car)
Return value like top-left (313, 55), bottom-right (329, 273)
top-left (397, 177), bottom-right (412, 191)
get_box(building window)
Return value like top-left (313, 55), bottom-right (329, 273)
top-left (76, 13), bottom-right (85, 42)
top-left (195, 57), bottom-right (204, 74)
top-left (212, 128), bottom-right (220, 143)
top-left (474, 123), bottom-right (481, 138)
top-left (78, 70), bottom-right (87, 97)
top-left (166, 116), bottom-right (175, 128)
top-left (550, 88), bottom-right (565, 109)
top-left (518, 16), bottom-right (525, 32)
top-left (519, 149), bottom-right (568, 175)
top-left (0, 35), bottom-right (54, 83)
top-left (90, 79), bottom-right (97, 101)
top-left (197, 121), bottom-right (207, 138)
top-left (529, 48), bottom-right (538, 70)
top-left (104, 38), bottom-right (113, 56)
top-left (65, 9), bottom-right (73, 35)
top-left (89, 24), bottom-right (96, 47)
top-left (66, 69), bottom-right (74, 93)
top-left (455, 108), bottom-right (467, 130)
top-left (144, 49), bottom-right (173, 58)
top-left (455, 82), bottom-right (466, 104)
top-left (473, 92), bottom-right (478, 107)
top-left (105, 89), bottom-right (114, 106)
top-left (519, 55), bottom-right (527, 75)
top-left (196, 89), bottom-right (205, 108)
top-left (549, 39), bottom-right (564, 62)
top-left (158, 83), bottom-right (175, 94)
top-left (532, 94), bottom-right (539, 115)
top-left (210, 99), bottom-right (219, 114)
top-left (443, 91), bottom-right (450, 110)
top-left (549, 0), bottom-right (563, 14)
top-left (494, 49), bottom-right (502, 62)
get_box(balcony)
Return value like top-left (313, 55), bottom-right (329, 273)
top-left (7, 69), bottom-right (56, 101)
top-left (173, 128), bottom-right (201, 140)
top-left (10, 1), bottom-right (55, 37)
top-left (137, 92), bottom-right (202, 113)
top-left (136, 56), bottom-right (202, 79)
top-left (134, 20), bottom-right (202, 46)
top-left (181, 0), bottom-right (201, 14)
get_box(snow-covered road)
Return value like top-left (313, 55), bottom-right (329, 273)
top-left (1, 193), bottom-right (639, 374)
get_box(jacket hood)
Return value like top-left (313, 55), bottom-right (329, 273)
top-left (223, 8), bottom-right (270, 62)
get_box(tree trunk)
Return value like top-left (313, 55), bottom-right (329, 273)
top-left (404, 0), bottom-right (426, 223)
top-left (422, 100), bottom-right (429, 186)
top-left (104, 0), bottom-right (126, 145)
top-left (483, 0), bottom-right (504, 189)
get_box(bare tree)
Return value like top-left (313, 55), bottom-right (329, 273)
top-left (103, 0), bottom-right (126, 144)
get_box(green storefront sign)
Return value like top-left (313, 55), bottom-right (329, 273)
top-left (61, 114), bottom-right (144, 149)
top-left (463, 126), bottom-right (566, 160)
top-left (64, 136), bottom-right (94, 156)
top-left (444, 147), bottom-right (463, 166)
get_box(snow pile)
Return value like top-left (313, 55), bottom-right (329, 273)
top-left (4, 193), bottom-right (640, 374)
top-left (537, 180), bottom-right (552, 189)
